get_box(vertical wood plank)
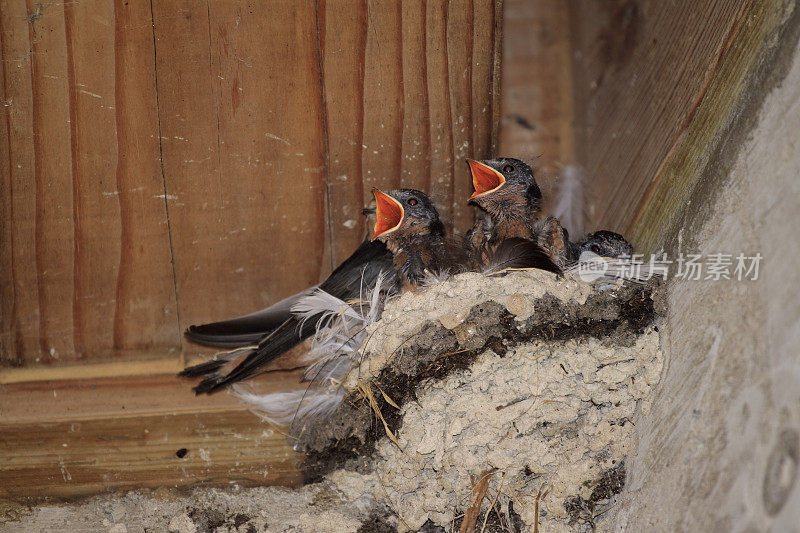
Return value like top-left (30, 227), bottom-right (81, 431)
top-left (470, 0), bottom-right (497, 162)
top-left (0, 2), bottom-right (40, 366)
top-left (399, 1), bottom-right (433, 194)
top-left (1, 1), bottom-right (180, 367)
top-left (63, 0), bottom-right (123, 359)
top-left (425, 0), bottom-right (456, 228)
top-left (498, 0), bottom-right (573, 208)
top-left (111, 0), bottom-right (180, 357)
top-left (361, 0), bottom-right (404, 194)
top-left (210, 1), bottom-right (330, 284)
top-left (151, 0), bottom-right (220, 340)
top-left (154, 0), bottom-right (329, 333)
top-left (317, 0), bottom-right (369, 265)
top-left (446, 0), bottom-right (475, 232)
top-left (25, 0), bottom-right (76, 364)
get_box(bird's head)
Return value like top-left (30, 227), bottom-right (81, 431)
top-left (371, 188), bottom-right (443, 242)
top-left (578, 230), bottom-right (633, 258)
top-left (466, 157), bottom-right (541, 217)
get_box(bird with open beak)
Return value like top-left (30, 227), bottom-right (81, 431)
top-left (371, 188), bottom-right (466, 289)
top-left (464, 157), bottom-right (574, 267)
top-left (465, 158), bottom-right (633, 268)
top-left (179, 207), bottom-right (399, 394)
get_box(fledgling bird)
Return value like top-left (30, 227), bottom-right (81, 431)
top-left (198, 188), bottom-right (561, 432)
top-left (576, 230), bottom-right (633, 258)
top-left (372, 187), bottom-right (560, 283)
top-left (180, 218), bottom-right (399, 394)
top-left (223, 189), bottom-right (459, 432)
top-left (464, 158), bottom-right (633, 268)
top-left (184, 207), bottom-right (386, 349)
top-left (464, 157), bottom-right (574, 268)
top-left (371, 188), bottom-right (467, 288)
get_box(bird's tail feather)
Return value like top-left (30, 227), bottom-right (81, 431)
top-left (231, 385), bottom-right (344, 431)
top-left (184, 287), bottom-right (318, 348)
top-left (231, 272), bottom-right (393, 437)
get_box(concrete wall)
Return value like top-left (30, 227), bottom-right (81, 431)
top-left (608, 29), bottom-right (800, 533)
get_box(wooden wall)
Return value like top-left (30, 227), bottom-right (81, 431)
top-left (0, 0), bottom-right (501, 499)
top-left (567, 0), bottom-right (752, 236)
top-left (497, 0), bottom-right (572, 209)
top-left (2, 0), bottom-right (777, 500)
top-left (0, 0), bottom-right (502, 371)
top-left (499, 0), bottom-right (753, 243)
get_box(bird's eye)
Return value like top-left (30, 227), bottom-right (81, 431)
top-left (503, 164), bottom-right (514, 173)
top-left (591, 244), bottom-right (601, 254)
top-left (407, 198), bottom-right (418, 206)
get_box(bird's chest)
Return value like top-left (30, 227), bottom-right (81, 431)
top-left (391, 242), bottom-right (436, 286)
top-left (490, 216), bottom-right (533, 243)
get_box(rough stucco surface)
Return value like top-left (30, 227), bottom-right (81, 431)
top-left (335, 329), bottom-right (662, 531)
top-left (605, 38), bottom-right (800, 533)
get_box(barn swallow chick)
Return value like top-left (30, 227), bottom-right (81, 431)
top-left (181, 206), bottom-right (398, 394)
top-left (371, 188), bottom-right (465, 289)
top-left (464, 157), bottom-right (570, 268)
top-left (464, 158), bottom-right (630, 269)
top-left (185, 204), bottom-right (387, 348)
top-left (466, 157), bottom-right (542, 243)
top-left (576, 230), bottom-right (633, 258)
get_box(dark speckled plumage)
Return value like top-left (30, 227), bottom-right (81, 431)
top-left (372, 189), bottom-right (466, 289)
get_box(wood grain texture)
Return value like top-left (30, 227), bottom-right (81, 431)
top-left (0, 412), bottom-right (301, 499)
top-left (0, 0), bottom-right (503, 499)
top-left (0, 1), bottom-right (179, 367)
top-left (111, 0), bottom-right (180, 358)
top-left (0, 1), bottom-right (40, 367)
top-left (153, 0), bottom-right (330, 338)
top-left (317, 0), bottom-right (370, 264)
top-left (320, 0), bottom-right (502, 262)
top-left (2, 0), bottom-right (500, 367)
top-left (630, 0), bottom-right (794, 253)
top-left (497, 0), bottom-right (573, 208)
top-left (0, 372), bottom-right (304, 498)
top-left (568, 0), bottom-right (751, 234)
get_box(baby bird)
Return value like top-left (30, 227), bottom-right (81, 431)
top-left (465, 158), bottom-right (633, 268)
top-left (465, 157), bottom-right (572, 268)
top-left (371, 188), bottom-right (466, 288)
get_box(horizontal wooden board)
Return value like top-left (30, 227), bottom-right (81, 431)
top-left (1, 410), bottom-right (302, 499)
top-left (0, 372), bottom-right (306, 498)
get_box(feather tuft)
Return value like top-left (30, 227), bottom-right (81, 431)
top-left (552, 164), bottom-right (587, 237)
top-left (231, 271), bottom-right (396, 438)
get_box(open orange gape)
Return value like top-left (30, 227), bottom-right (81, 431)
top-left (466, 159), bottom-right (506, 199)
top-left (371, 189), bottom-right (405, 240)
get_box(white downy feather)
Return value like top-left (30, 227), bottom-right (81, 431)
top-left (552, 164), bottom-right (587, 238)
top-left (232, 271), bottom-right (394, 436)
top-left (231, 385), bottom-right (344, 429)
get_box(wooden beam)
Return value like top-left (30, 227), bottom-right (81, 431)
top-left (0, 372), bottom-right (305, 499)
top-left (568, 0), bottom-right (751, 234)
top-left (630, 0), bottom-right (798, 253)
